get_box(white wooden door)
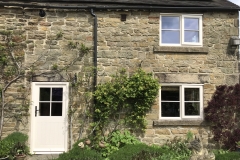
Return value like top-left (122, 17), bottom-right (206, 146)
top-left (31, 82), bottom-right (69, 154)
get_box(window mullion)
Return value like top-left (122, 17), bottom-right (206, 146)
top-left (181, 85), bottom-right (184, 119)
top-left (181, 15), bottom-right (184, 45)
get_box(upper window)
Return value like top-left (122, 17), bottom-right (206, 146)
top-left (160, 14), bottom-right (202, 46)
top-left (160, 84), bottom-right (203, 120)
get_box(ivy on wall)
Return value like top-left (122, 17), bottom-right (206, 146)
top-left (93, 69), bottom-right (160, 139)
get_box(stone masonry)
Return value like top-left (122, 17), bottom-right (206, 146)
top-left (0, 7), bottom-right (239, 149)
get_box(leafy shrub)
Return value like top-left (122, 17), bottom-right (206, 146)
top-left (57, 134), bottom-right (192, 160)
top-left (4, 132), bottom-right (28, 144)
top-left (0, 139), bottom-right (13, 158)
top-left (205, 84), bottom-right (240, 150)
top-left (108, 143), bottom-right (163, 160)
top-left (93, 69), bottom-right (160, 136)
top-left (99, 130), bottom-right (141, 157)
top-left (162, 137), bottom-right (192, 157)
top-left (4, 132), bottom-right (29, 156)
top-left (56, 147), bottom-right (103, 160)
top-left (0, 132), bottom-right (29, 158)
top-left (150, 137), bottom-right (192, 160)
top-left (213, 150), bottom-right (240, 160)
top-left (55, 139), bottom-right (103, 160)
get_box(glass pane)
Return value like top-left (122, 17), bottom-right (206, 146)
top-left (39, 102), bottom-right (50, 116)
top-left (184, 31), bottom-right (199, 42)
top-left (161, 102), bottom-right (180, 117)
top-left (51, 103), bottom-right (62, 116)
top-left (161, 86), bottom-right (179, 101)
top-left (162, 31), bottom-right (180, 44)
top-left (184, 18), bottom-right (199, 30)
top-left (185, 102), bottom-right (200, 115)
top-left (40, 88), bottom-right (50, 101)
top-left (185, 88), bottom-right (199, 101)
top-left (162, 16), bottom-right (180, 29)
top-left (52, 88), bottom-right (63, 101)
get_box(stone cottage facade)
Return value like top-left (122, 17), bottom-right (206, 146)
top-left (0, 0), bottom-right (239, 154)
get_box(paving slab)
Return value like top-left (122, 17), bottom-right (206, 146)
top-left (26, 154), bottom-right (59, 160)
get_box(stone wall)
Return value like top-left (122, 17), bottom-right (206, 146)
top-left (0, 7), bottom-right (239, 148)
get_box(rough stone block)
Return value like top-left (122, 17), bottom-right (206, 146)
top-left (153, 138), bottom-right (168, 145)
top-left (145, 129), bottom-right (155, 137)
top-left (141, 137), bottom-right (154, 144)
top-left (226, 74), bottom-right (239, 85)
top-left (171, 128), bottom-right (189, 134)
top-left (155, 129), bottom-right (171, 135)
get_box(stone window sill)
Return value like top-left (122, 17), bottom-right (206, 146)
top-left (153, 120), bottom-right (208, 126)
top-left (153, 46), bottom-right (209, 54)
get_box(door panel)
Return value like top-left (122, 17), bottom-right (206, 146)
top-left (31, 82), bottom-right (68, 154)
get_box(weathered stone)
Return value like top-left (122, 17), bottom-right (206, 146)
top-left (155, 73), bottom-right (210, 83)
top-left (155, 129), bottom-right (171, 135)
top-left (171, 128), bottom-right (189, 134)
top-left (153, 138), bottom-right (168, 144)
top-left (141, 137), bottom-right (154, 144)
top-left (145, 129), bottom-right (155, 137)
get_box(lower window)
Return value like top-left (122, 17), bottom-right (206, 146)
top-left (160, 84), bottom-right (203, 120)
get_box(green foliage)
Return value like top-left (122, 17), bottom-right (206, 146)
top-left (56, 31), bottom-right (63, 39)
top-left (56, 145), bottom-right (103, 160)
top-left (4, 132), bottom-right (29, 157)
top-left (56, 134), bottom-right (193, 160)
top-left (93, 69), bottom-right (159, 137)
top-left (237, 141), bottom-right (240, 146)
top-left (51, 64), bottom-right (58, 70)
top-left (215, 149), bottom-right (230, 155)
top-left (99, 130), bottom-right (141, 157)
top-left (0, 52), bottom-right (8, 66)
top-left (160, 137), bottom-right (192, 160)
top-left (4, 132), bottom-right (28, 144)
top-left (80, 43), bottom-right (90, 54)
top-left (0, 132), bottom-right (28, 159)
top-left (213, 150), bottom-right (240, 160)
top-left (0, 139), bottom-right (13, 158)
top-left (186, 131), bottom-right (194, 142)
top-left (68, 41), bottom-right (78, 49)
top-left (108, 143), bottom-right (162, 160)
top-left (12, 142), bottom-right (29, 156)
top-left (0, 30), bottom-right (12, 36)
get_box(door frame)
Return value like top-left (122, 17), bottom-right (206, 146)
top-left (30, 82), bottom-right (69, 154)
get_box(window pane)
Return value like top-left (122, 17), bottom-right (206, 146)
top-left (162, 16), bottom-right (180, 29)
top-left (185, 102), bottom-right (200, 115)
top-left (185, 88), bottom-right (199, 101)
top-left (51, 103), bottom-right (62, 116)
top-left (40, 88), bottom-right (50, 101)
top-left (184, 18), bottom-right (199, 30)
top-left (184, 31), bottom-right (199, 42)
top-left (161, 86), bottom-right (179, 101)
top-left (162, 31), bottom-right (180, 44)
top-left (161, 102), bottom-right (180, 117)
top-left (52, 88), bottom-right (63, 101)
top-left (39, 102), bottom-right (50, 116)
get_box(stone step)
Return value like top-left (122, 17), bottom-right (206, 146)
top-left (26, 154), bottom-right (59, 160)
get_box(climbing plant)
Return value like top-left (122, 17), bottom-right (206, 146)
top-left (0, 29), bottom-right (91, 140)
top-left (0, 30), bottom-right (26, 139)
top-left (93, 69), bottom-right (159, 140)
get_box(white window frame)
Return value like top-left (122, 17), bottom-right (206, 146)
top-left (160, 14), bottom-right (203, 46)
top-left (159, 84), bottom-right (203, 120)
